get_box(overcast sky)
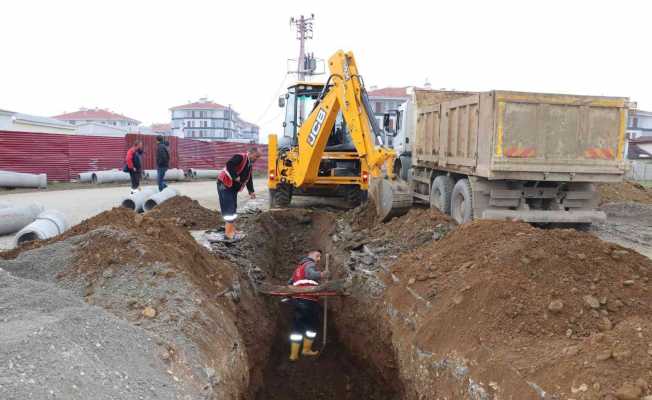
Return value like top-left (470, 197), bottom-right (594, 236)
top-left (1, 0), bottom-right (649, 142)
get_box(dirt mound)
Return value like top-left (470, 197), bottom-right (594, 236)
top-left (385, 220), bottom-right (652, 398)
top-left (341, 205), bottom-right (455, 253)
top-left (0, 207), bottom-right (140, 259)
top-left (0, 207), bottom-right (272, 399)
top-left (146, 195), bottom-right (221, 229)
top-left (598, 180), bottom-right (652, 204)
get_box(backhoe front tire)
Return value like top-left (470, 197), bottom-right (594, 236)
top-left (269, 185), bottom-right (292, 208)
top-left (430, 175), bottom-right (454, 214)
top-left (451, 178), bottom-right (473, 224)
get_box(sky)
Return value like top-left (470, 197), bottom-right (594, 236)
top-left (1, 0), bottom-right (650, 143)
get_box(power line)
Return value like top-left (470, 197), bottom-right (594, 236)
top-left (254, 72), bottom-right (290, 125)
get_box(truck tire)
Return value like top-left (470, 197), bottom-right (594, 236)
top-left (269, 185), bottom-right (292, 208)
top-left (451, 178), bottom-right (473, 224)
top-left (430, 175), bottom-right (454, 214)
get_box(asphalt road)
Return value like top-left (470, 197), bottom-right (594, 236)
top-left (0, 178), bottom-right (268, 250)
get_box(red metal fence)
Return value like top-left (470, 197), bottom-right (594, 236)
top-left (0, 130), bottom-right (267, 181)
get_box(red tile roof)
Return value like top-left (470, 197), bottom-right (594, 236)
top-left (53, 108), bottom-right (139, 123)
top-left (170, 101), bottom-right (227, 111)
top-left (367, 87), bottom-right (411, 98)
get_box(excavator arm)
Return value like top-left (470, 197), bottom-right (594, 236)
top-left (291, 50), bottom-right (396, 186)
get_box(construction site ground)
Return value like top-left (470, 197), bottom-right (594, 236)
top-left (1, 180), bottom-right (651, 399)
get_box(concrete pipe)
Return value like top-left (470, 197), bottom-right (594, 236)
top-left (94, 170), bottom-right (131, 184)
top-left (14, 210), bottom-right (69, 246)
top-left (144, 187), bottom-right (178, 211)
top-left (0, 170), bottom-right (47, 189)
top-left (78, 172), bottom-right (94, 183)
top-left (120, 187), bottom-right (158, 212)
top-left (189, 169), bottom-right (219, 179)
top-left (145, 169), bottom-right (185, 181)
top-left (0, 203), bottom-right (45, 235)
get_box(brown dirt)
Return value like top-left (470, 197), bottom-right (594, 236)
top-left (145, 195), bottom-right (221, 229)
top-left (384, 220), bottom-right (652, 399)
top-left (598, 180), bottom-right (652, 204)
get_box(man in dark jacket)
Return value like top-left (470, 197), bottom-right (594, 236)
top-left (124, 141), bottom-right (143, 193)
top-left (287, 250), bottom-right (329, 361)
top-left (155, 135), bottom-right (170, 191)
top-left (215, 147), bottom-right (262, 241)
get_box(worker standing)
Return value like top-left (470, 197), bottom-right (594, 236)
top-left (124, 141), bottom-right (144, 193)
top-left (155, 135), bottom-right (170, 191)
top-left (216, 147), bottom-right (262, 241)
top-left (287, 250), bottom-right (329, 361)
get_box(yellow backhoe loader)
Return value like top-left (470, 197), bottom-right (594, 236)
top-left (267, 50), bottom-right (412, 221)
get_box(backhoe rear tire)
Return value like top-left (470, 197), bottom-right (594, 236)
top-left (430, 175), bottom-right (454, 214)
top-left (269, 185), bottom-right (292, 208)
top-left (344, 186), bottom-right (366, 208)
top-left (451, 178), bottom-right (473, 224)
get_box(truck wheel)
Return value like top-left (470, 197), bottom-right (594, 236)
top-left (430, 175), bottom-right (454, 214)
top-left (451, 178), bottom-right (474, 224)
top-left (270, 185), bottom-right (292, 208)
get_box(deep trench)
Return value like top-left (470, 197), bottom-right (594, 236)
top-left (238, 209), bottom-right (402, 400)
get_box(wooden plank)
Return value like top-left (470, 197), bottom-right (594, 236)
top-left (256, 279), bottom-right (351, 296)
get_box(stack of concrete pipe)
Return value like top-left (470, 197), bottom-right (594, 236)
top-left (144, 169), bottom-right (185, 181)
top-left (120, 187), bottom-right (159, 212)
top-left (0, 203), bottom-right (45, 235)
top-left (144, 187), bottom-right (179, 211)
top-left (188, 169), bottom-right (219, 179)
top-left (0, 170), bottom-right (47, 189)
top-left (14, 210), bottom-right (69, 246)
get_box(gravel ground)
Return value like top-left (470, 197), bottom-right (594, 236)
top-left (591, 202), bottom-right (652, 259)
top-left (0, 269), bottom-right (195, 400)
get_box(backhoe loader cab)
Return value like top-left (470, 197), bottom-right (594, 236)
top-left (270, 82), bottom-right (367, 208)
top-left (267, 50), bottom-right (412, 220)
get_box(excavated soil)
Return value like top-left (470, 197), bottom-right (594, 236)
top-left (3, 197), bottom-right (652, 400)
top-left (146, 195), bottom-right (221, 229)
top-left (384, 220), bottom-right (652, 399)
top-left (598, 180), bottom-right (652, 204)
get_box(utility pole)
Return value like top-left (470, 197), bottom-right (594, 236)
top-left (290, 14), bottom-right (314, 81)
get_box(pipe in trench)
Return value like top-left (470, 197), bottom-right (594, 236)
top-left (14, 209), bottom-right (68, 246)
top-left (120, 187), bottom-right (159, 212)
top-left (144, 169), bottom-right (185, 181)
top-left (0, 203), bottom-right (45, 235)
top-left (143, 187), bottom-right (179, 211)
top-left (0, 170), bottom-right (47, 189)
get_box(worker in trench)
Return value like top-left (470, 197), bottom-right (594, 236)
top-left (287, 249), bottom-right (330, 361)
top-left (214, 147), bottom-right (262, 241)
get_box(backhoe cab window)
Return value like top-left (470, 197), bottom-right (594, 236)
top-left (282, 86), bottom-right (322, 143)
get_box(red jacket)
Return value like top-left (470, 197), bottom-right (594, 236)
top-left (125, 147), bottom-right (137, 170)
top-left (289, 257), bottom-right (321, 302)
top-left (218, 153), bottom-right (252, 192)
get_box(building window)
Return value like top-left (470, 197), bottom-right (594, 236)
top-left (375, 102), bottom-right (382, 113)
top-left (200, 111), bottom-right (206, 118)
top-left (632, 117), bottom-right (638, 128)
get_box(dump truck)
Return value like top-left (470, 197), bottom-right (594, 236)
top-left (385, 89), bottom-right (630, 225)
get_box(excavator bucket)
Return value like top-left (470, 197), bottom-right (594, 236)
top-left (368, 178), bottom-right (413, 222)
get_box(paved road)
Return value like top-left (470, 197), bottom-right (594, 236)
top-left (0, 179), bottom-right (268, 250)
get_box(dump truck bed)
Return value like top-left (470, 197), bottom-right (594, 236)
top-left (414, 90), bottom-right (629, 182)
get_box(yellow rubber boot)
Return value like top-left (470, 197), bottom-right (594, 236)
top-left (289, 341), bottom-right (301, 361)
top-left (302, 338), bottom-right (320, 356)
